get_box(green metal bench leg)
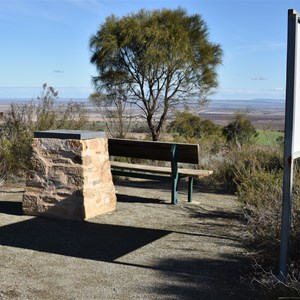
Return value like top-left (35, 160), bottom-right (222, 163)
top-left (172, 177), bottom-right (179, 204)
top-left (171, 144), bottom-right (179, 205)
top-left (188, 177), bottom-right (193, 202)
top-left (172, 178), bottom-right (179, 204)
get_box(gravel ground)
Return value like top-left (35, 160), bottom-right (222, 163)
top-left (0, 179), bottom-right (262, 299)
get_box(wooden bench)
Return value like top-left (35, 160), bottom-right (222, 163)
top-left (108, 138), bottom-right (213, 204)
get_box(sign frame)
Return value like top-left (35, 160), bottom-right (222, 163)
top-left (279, 9), bottom-right (300, 280)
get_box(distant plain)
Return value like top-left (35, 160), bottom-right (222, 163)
top-left (0, 98), bottom-right (285, 131)
top-left (198, 99), bottom-right (285, 131)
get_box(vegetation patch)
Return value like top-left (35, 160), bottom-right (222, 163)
top-left (256, 129), bottom-right (283, 146)
top-left (0, 84), bottom-right (89, 175)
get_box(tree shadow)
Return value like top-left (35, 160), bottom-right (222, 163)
top-left (146, 256), bottom-right (262, 300)
top-left (193, 179), bottom-right (233, 195)
top-left (0, 217), bottom-right (171, 262)
top-left (189, 208), bottom-right (244, 221)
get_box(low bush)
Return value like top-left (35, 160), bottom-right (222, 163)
top-left (166, 111), bottom-right (225, 167)
top-left (252, 262), bottom-right (300, 298)
top-left (167, 111), bottom-right (221, 140)
top-left (0, 84), bottom-right (89, 175)
top-left (223, 112), bottom-right (258, 148)
top-left (212, 138), bottom-right (300, 297)
top-left (239, 168), bottom-right (283, 253)
top-left (213, 143), bottom-right (283, 193)
top-left (0, 155), bottom-right (6, 185)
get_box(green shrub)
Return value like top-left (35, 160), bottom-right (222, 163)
top-left (213, 143), bottom-right (283, 193)
top-left (223, 112), bottom-right (258, 148)
top-left (0, 136), bottom-right (32, 174)
top-left (166, 111), bottom-right (224, 165)
top-left (0, 150), bottom-right (7, 183)
top-left (210, 135), bottom-right (300, 298)
top-left (212, 143), bottom-right (284, 249)
top-left (167, 111), bottom-right (220, 140)
top-left (0, 84), bottom-right (89, 174)
top-left (238, 168), bottom-right (283, 252)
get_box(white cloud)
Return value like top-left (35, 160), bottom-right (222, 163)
top-left (271, 87), bottom-right (285, 92)
top-left (251, 75), bottom-right (267, 81)
top-left (212, 86), bottom-right (285, 100)
top-left (235, 41), bottom-right (286, 52)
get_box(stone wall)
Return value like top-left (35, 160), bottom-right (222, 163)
top-left (22, 135), bottom-right (116, 220)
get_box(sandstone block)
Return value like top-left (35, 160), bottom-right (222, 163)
top-left (22, 131), bottom-right (116, 220)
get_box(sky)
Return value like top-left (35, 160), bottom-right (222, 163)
top-left (0, 0), bottom-right (299, 100)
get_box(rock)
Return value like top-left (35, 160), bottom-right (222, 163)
top-left (22, 133), bottom-right (117, 220)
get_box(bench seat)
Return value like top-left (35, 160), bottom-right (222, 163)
top-left (108, 138), bottom-right (213, 204)
top-left (110, 161), bottom-right (213, 178)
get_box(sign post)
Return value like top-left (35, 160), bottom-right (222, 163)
top-left (279, 9), bottom-right (300, 280)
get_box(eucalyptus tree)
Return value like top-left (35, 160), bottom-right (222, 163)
top-left (90, 8), bottom-right (223, 141)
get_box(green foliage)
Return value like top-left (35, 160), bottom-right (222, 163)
top-left (256, 129), bottom-right (283, 146)
top-left (0, 135), bottom-right (32, 173)
top-left (212, 139), bottom-right (300, 297)
top-left (166, 111), bottom-right (223, 160)
top-left (0, 156), bottom-right (5, 184)
top-left (167, 111), bottom-right (220, 140)
top-left (233, 149), bottom-right (283, 248)
top-left (238, 156), bottom-right (300, 298)
top-left (90, 8), bottom-right (223, 141)
top-left (0, 84), bottom-right (88, 174)
top-left (214, 144), bottom-right (283, 193)
top-left (209, 132), bottom-right (300, 297)
top-left (223, 113), bottom-right (258, 148)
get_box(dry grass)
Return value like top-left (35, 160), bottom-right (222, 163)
top-left (0, 160), bottom-right (6, 186)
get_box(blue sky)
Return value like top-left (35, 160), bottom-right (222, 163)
top-left (0, 0), bottom-right (298, 100)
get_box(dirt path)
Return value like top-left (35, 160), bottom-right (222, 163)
top-left (0, 180), bottom-right (261, 299)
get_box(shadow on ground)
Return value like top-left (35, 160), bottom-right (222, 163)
top-left (0, 196), bottom-right (261, 299)
top-left (186, 204), bottom-right (244, 221)
top-left (0, 200), bottom-right (23, 215)
top-left (114, 177), bottom-right (230, 198)
top-left (0, 204), bottom-right (170, 262)
top-left (148, 256), bottom-right (260, 300)
top-left (113, 178), bottom-right (172, 190)
top-left (117, 193), bottom-right (166, 204)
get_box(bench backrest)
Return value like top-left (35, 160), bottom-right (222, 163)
top-left (108, 138), bottom-right (199, 164)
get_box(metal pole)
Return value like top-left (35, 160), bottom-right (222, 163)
top-left (279, 157), bottom-right (294, 280)
top-left (279, 9), bottom-right (298, 280)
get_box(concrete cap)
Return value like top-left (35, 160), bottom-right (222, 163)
top-left (34, 130), bottom-right (106, 140)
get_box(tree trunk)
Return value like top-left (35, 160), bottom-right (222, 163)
top-left (147, 115), bottom-right (160, 141)
top-left (151, 131), bottom-right (159, 141)
top-left (149, 124), bottom-right (159, 141)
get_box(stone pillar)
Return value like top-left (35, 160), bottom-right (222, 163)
top-left (22, 130), bottom-right (117, 220)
